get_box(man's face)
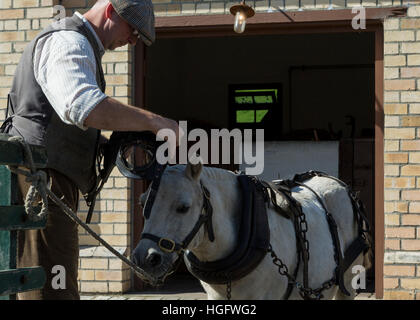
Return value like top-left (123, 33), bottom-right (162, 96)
top-left (105, 8), bottom-right (139, 50)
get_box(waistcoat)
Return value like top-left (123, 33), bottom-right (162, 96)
top-left (1, 13), bottom-right (106, 195)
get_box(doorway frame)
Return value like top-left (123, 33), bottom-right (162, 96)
top-left (133, 6), bottom-right (408, 298)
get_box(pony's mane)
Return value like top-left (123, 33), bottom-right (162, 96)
top-left (165, 164), bottom-right (237, 181)
top-left (201, 166), bottom-right (237, 181)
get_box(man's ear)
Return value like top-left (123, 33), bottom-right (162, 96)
top-left (105, 3), bottom-right (114, 19)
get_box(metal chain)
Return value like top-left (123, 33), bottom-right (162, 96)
top-left (295, 203), bottom-right (310, 261)
top-left (267, 244), bottom-right (336, 300)
top-left (226, 279), bottom-right (232, 300)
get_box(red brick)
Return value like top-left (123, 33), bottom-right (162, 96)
top-left (402, 190), bottom-right (420, 200)
top-left (385, 153), bottom-right (409, 163)
top-left (385, 79), bottom-right (415, 91)
top-left (402, 240), bottom-right (420, 250)
top-left (401, 67), bottom-right (420, 78)
top-left (385, 239), bottom-right (400, 250)
top-left (401, 116), bottom-right (420, 126)
top-left (385, 104), bottom-right (408, 114)
top-left (401, 141), bottom-right (420, 151)
top-left (401, 213), bottom-right (420, 224)
top-left (386, 227), bottom-right (416, 238)
top-left (384, 265), bottom-right (415, 276)
top-left (384, 278), bottom-right (399, 289)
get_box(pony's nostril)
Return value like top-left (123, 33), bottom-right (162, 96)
top-left (146, 252), bottom-right (162, 268)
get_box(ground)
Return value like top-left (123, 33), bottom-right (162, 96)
top-left (80, 275), bottom-right (377, 300)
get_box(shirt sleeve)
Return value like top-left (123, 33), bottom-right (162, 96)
top-left (33, 31), bottom-right (107, 130)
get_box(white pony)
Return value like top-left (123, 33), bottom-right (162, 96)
top-left (132, 162), bottom-right (371, 300)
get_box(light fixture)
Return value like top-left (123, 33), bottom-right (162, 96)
top-left (230, 1), bottom-right (255, 34)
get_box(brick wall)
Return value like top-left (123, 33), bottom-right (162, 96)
top-left (383, 4), bottom-right (420, 301)
top-left (2, 0), bottom-right (420, 298)
top-left (150, 0), bottom-right (407, 17)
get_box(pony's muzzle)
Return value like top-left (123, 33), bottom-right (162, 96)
top-left (145, 251), bottom-right (163, 268)
top-left (132, 247), bottom-right (162, 269)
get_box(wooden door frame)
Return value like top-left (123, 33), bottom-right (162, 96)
top-left (133, 6), bottom-right (407, 297)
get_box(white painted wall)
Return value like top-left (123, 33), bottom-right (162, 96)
top-left (240, 141), bottom-right (339, 181)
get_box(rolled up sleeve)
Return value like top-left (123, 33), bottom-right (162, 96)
top-left (34, 32), bottom-right (107, 130)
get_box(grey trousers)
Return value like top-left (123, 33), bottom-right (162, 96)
top-left (17, 169), bottom-right (80, 300)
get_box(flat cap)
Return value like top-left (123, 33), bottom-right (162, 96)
top-left (110, 0), bottom-right (155, 46)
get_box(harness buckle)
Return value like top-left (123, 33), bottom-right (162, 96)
top-left (158, 238), bottom-right (177, 253)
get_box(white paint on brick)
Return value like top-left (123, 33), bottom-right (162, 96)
top-left (385, 251), bottom-right (420, 264)
top-left (4, 20), bottom-right (17, 30)
top-left (384, 18), bottom-right (400, 31)
top-left (385, 67), bottom-right (400, 79)
top-left (196, 3), bottom-right (210, 14)
top-left (402, 91), bottom-right (420, 103)
top-left (408, 5), bottom-right (420, 17)
top-left (181, 4), bottom-right (195, 15)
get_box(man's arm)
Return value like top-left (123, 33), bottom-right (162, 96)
top-left (84, 96), bottom-right (181, 143)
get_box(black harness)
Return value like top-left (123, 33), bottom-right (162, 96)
top-left (141, 181), bottom-right (215, 253)
top-left (265, 170), bottom-right (371, 299)
top-left (84, 131), bottom-right (162, 223)
top-left (184, 175), bottom-right (270, 284)
top-left (139, 181), bottom-right (215, 284)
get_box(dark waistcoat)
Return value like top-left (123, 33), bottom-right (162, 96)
top-left (1, 13), bottom-right (106, 195)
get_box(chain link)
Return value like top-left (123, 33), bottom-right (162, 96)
top-left (226, 280), bottom-right (232, 300)
top-left (267, 244), bottom-right (336, 300)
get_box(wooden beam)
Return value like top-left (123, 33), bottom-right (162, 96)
top-left (0, 267), bottom-right (46, 296)
top-left (156, 6), bottom-right (407, 29)
top-left (0, 206), bottom-right (47, 230)
top-left (0, 134), bottom-right (47, 168)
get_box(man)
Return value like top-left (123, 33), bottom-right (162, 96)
top-left (0, 0), bottom-right (181, 299)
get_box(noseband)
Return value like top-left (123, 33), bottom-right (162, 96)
top-left (140, 181), bottom-right (215, 270)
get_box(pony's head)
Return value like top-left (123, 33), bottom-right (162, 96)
top-left (131, 160), bottom-right (211, 284)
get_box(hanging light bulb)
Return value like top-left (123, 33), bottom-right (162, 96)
top-left (234, 11), bottom-right (247, 33)
top-left (230, 1), bottom-right (255, 34)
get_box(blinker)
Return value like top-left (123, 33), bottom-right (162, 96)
top-left (85, 131), bottom-right (165, 224)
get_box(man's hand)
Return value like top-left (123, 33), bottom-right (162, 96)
top-left (151, 116), bottom-right (184, 147)
top-left (152, 116), bottom-right (185, 161)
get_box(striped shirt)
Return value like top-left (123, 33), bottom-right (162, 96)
top-left (33, 12), bottom-right (107, 130)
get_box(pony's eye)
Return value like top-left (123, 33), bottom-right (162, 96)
top-left (176, 205), bottom-right (190, 214)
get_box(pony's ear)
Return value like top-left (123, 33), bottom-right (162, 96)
top-left (185, 158), bottom-right (203, 181)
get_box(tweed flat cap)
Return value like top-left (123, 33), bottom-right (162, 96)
top-left (110, 0), bottom-right (155, 46)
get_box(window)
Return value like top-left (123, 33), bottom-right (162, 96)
top-left (229, 83), bottom-right (282, 140)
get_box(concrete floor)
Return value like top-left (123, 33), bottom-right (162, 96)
top-left (80, 275), bottom-right (377, 300)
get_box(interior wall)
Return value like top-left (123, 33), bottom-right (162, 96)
top-left (145, 32), bottom-right (375, 138)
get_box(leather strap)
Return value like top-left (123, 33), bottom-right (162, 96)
top-left (141, 180), bottom-right (215, 254)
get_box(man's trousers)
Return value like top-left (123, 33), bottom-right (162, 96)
top-left (17, 169), bottom-right (80, 300)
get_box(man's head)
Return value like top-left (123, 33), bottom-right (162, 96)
top-left (110, 0), bottom-right (155, 46)
top-left (87, 0), bottom-right (155, 50)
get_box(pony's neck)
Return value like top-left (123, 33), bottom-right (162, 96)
top-left (190, 167), bottom-right (242, 261)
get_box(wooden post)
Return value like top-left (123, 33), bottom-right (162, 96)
top-left (0, 133), bottom-right (48, 299)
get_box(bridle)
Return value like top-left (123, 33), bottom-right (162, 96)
top-left (140, 180), bottom-right (215, 282)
